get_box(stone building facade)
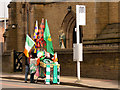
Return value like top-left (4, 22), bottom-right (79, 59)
top-left (2, 2), bottom-right (119, 80)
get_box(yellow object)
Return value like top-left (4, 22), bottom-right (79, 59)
top-left (40, 62), bottom-right (60, 68)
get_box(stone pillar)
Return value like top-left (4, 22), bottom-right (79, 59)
top-left (29, 4), bottom-right (34, 38)
top-left (16, 2), bottom-right (24, 52)
top-left (6, 2), bottom-right (17, 51)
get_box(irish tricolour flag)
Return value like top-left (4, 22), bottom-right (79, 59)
top-left (24, 34), bottom-right (35, 57)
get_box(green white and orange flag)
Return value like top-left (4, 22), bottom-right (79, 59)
top-left (24, 34), bottom-right (35, 57)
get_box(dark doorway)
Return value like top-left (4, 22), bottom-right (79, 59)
top-left (79, 26), bottom-right (83, 43)
top-left (73, 26), bottom-right (77, 43)
top-left (73, 26), bottom-right (82, 44)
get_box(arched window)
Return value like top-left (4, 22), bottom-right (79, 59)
top-left (61, 10), bottom-right (83, 49)
top-left (61, 11), bottom-right (83, 49)
top-left (61, 11), bottom-right (75, 49)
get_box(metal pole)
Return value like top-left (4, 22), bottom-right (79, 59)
top-left (76, 24), bottom-right (80, 80)
top-left (76, 5), bottom-right (85, 81)
top-left (4, 2), bottom-right (6, 31)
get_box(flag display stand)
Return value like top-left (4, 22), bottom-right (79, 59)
top-left (40, 62), bottom-right (60, 84)
top-left (34, 61), bottom-right (60, 85)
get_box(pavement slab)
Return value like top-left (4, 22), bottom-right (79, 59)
top-left (1, 73), bottom-right (118, 89)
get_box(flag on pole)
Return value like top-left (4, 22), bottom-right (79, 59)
top-left (33, 20), bottom-right (38, 53)
top-left (24, 34), bottom-right (35, 57)
top-left (44, 19), bottom-right (54, 55)
top-left (33, 20), bottom-right (38, 39)
top-left (36, 18), bottom-right (45, 48)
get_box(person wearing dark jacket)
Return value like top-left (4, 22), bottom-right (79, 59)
top-left (24, 50), bottom-right (37, 83)
top-left (24, 54), bottom-right (30, 83)
top-left (30, 51), bottom-right (37, 83)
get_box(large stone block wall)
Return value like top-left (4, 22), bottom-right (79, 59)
top-left (5, 2), bottom-right (119, 51)
top-left (2, 50), bottom-right (14, 73)
top-left (2, 49), bottom-right (119, 80)
top-left (95, 2), bottom-right (109, 36)
top-left (2, 50), bottom-right (26, 74)
top-left (56, 49), bottom-right (119, 80)
top-left (108, 2), bottom-right (119, 24)
top-left (81, 52), bottom-right (119, 80)
top-left (33, 2), bottom-right (119, 49)
top-left (95, 2), bottom-right (119, 36)
top-left (34, 2), bottom-right (96, 49)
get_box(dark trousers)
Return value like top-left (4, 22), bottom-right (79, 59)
top-left (25, 65), bottom-right (34, 82)
top-left (25, 65), bottom-right (29, 81)
top-left (30, 73), bottom-right (35, 82)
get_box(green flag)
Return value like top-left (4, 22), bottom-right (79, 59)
top-left (44, 19), bottom-right (54, 55)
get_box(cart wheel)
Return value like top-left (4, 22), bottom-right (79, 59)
top-left (57, 82), bottom-right (60, 85)
top-left (44, 80), bottom-right (46, 84)
top-left (35, 80), bottom-right (37, 83)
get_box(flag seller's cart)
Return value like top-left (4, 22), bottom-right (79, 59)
top-left (28, 18), bottom-right (60, 85)
top-left (39, 62), bottom-right (60, 84)
top-left (34, 59), bottom-right (60, 85)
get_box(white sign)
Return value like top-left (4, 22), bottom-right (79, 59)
top-left (76, 5), bottom-right (86, 26)
top-left (73, 43), bottom-right (83, 61)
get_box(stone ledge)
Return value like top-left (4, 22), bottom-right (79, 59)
top-left (55, 46), bottom-right (119, 54)
top-left (55, 49), bottom-right (73, 54)
top-left (2, 50), bottom-right (13, 56)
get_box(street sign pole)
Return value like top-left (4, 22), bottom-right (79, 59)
top-left (76, 24), bottom-right (80, 80)
top-left (77, 56), bottom-right (80, 80)
top-left (76, 5), bottom-right (86, 81)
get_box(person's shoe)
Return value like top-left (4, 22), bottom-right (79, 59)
top-left (25, 81), bottom-right (27, 83)
top-left (30, 81), bottom-right (35, 83)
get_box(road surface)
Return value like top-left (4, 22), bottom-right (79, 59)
top-left (0, 78), bottom-right (98, 89)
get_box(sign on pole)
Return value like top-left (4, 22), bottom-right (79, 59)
top-left (73, 43), bottom-right (83, 61)
top-left (74, 5), bottom-right (86, 80)
top-left (76, 5), bottom-right (86, 26)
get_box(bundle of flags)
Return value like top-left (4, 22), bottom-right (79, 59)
top-left (23, 18), bottom-right (56, 62)
top-left (23, 19), bottom-right (60, 84)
